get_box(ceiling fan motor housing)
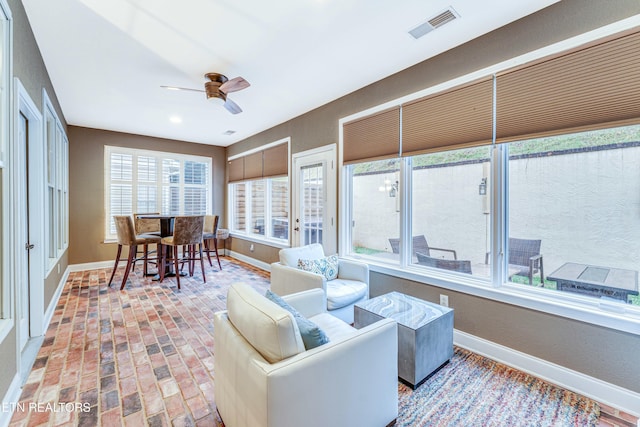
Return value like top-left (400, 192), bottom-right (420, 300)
top-left (204, 73), bottom-right (229, 102)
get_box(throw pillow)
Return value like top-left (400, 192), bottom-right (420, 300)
top-left (265, 290), bottom-right (329, 350)
top-left (297, 254), bottom-right (339, 281)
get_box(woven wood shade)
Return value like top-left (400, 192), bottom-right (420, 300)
top-left (401, 78), bottom-right (494, 156)
top-left (496, 30), bottom-right (640, 142)
top-left (243, 151), bottom-right (263, 181)
top-left (343, 107), bottom-right (400, 164)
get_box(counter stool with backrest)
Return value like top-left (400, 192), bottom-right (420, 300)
top-left (133, 212), bottom-right (162, 275)
top-left (160, 215), bottom-right (206, 289)
top-left (203, 214), bottom-right (222, 270)
top-left (108, 215), bottom-right (162, 290)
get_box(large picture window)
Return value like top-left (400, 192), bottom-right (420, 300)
top-left (342, 26), bottom-right (640, 333)
top-left (104, 146), bottom-right (212, 240)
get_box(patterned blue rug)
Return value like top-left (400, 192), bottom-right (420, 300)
top-left (397, 347), bottom-right (599, 427)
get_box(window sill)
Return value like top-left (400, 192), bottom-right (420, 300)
top-left (359, 257), bottom-right (640, 337)
top-left (228, 232), bottom-right (290, 249)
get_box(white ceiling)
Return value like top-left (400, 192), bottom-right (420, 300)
top-left (23, 0), bottom-right (559, 147)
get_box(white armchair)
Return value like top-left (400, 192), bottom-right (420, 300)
top-left (214, 283), bottom-right (398, 427)
top-left (270, 243), bottom-right (369, 323)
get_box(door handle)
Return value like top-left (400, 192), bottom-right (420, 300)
top-left (25, 243), bottom-right (35, 250)
top-left (294, 227), bottom-right (300, 232)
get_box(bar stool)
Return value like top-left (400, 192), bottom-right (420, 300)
top-left (160, 215), bottom-right (206, 289)
top-left (203, 215), bottom-right (222, 270)
top-left (108, 215), bottom-right (162, 290)
top-left (133, 212), bottom-right (161, 275)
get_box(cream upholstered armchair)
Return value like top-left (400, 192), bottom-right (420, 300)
top-left (270, 244), bottom-right (369, 323)
top-left (214, 283), bottom-right (398, 427)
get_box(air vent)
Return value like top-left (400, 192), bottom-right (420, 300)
top-left (408, 7), bottom-right (459, 40)
top-left (223, 130), bottom-right (236, 135)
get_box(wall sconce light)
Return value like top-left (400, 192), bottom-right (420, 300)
top-left (478, 178), bottom-right (487, 195)
top-left (379, 179), bottom-right (399, 197)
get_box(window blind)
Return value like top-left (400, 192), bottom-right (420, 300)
top-left (401, 78), bottom-right (494, 156)
top-left (228, 142), bottom-right (288, 182)
top-left (496, 29), bottom-right (640, 143)
top-left (343, 107), bottom-right (400, 164)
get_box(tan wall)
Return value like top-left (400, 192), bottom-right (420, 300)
top-left (223, 0), bottom-right (640, 395)
top-left (68, 126), bottom-right (227, 265)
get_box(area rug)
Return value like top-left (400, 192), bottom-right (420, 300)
top-left (397, 347), bottom-right (599, 427)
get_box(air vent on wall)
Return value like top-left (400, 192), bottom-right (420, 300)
top-left (408, 7), bottom-right (459, 40)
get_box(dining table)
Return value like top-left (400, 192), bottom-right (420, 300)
top-left (137, 214), bottom-right (186, 280)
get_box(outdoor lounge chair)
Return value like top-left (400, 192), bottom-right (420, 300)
top-left (485, 237), bottom-right (544, 286)
top-left (416, 252), bottom-right (472, 274)
top-left (389, 235), bottom-right (457, 260)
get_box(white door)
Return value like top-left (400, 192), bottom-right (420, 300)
top-left (292, 145), bottom-right (336, 253)
top-left (17, 111), bottom-right (30, 351)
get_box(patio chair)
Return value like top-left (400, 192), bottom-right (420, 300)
top-left (389, 235), bottom-right (457, 259)
top-left (485, 237), bottom-right (544, 286)
top-left (416, 252), bottom-right (472, 274)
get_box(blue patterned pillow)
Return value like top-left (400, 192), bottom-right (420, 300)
top-left (297, 255), bottom-right (339, 281)
top-left (265, 290), bottom-right (329, 350)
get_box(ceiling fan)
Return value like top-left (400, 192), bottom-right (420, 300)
top-left (161, 73), bottom-right (250, 114)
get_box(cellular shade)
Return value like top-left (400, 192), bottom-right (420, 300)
top-left (343, 107), bottom-right (400, 164)
top-left (228, 158), bottom-right (244, 183)
top-left (401, 78), bottom-right (494, 156)
top-left (262, 143), bottom-right (288, 178)
top-left (228, 142), bottom-right (288, 183)
top-left (496, 29), bottom-right (640, 143)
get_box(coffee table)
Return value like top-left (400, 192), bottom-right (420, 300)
top-left (354, 292), bottom-right (453, 389)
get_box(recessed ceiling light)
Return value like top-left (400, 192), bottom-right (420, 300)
top-left (169, 116), bottom-right (182, 124)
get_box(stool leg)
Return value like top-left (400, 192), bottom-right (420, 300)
top-left (108, 244), bottom-right (123, 287)
top-left (121, 245), bottom-right (136, 290)
top-left (173, 246), bottom-right (181, 289)
top-left (213, 238), bottom-right (222, 270)
top-left (199, 243), bottom-right (206, 284)
top-left (204, 238), bottom-right (213, 267)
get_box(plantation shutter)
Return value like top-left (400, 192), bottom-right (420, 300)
top-left (401, 77), bottom-right (494, 156)
top-left (496, 29), bottom-right (640, 143)
top-left (343, 107), bottom-right (401, 164)
top-left (109, 152), bottom-right (133, 235)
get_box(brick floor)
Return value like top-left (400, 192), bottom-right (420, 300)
top-left (7, 257), bottom-right (637, 426)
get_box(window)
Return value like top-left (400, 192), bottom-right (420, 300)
top-left (229, 177), bottom-right (289, 244)
top-left (0, 0), bottom-right (11, 326)
top-left (507, 125), bottom-right (640, 306)
top-left (227, 140), bottom-right (289, 245)
top-left (43, 91), bottom-right (69, 270)
top-left (104, 146), bottom-right (212, 240)
top-left (342, 26), bottom-right (640, 334)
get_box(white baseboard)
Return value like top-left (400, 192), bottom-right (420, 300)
top-left (68, 260), bottom-right (113, 272)
top-left (454, 329), bottom-right (640, 417)
top-left (227, 251), bottom-right (271, 272)
top-left (0, 374), bottom-right (23, 427)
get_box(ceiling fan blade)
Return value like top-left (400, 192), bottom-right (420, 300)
top-left (219, 77), bottom-right (250, 94)
top-left (160, 85), bottom-right (204, 93)
top-left (224, 97), bottom-right (243, 114)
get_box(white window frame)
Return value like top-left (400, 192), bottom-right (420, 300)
top-left (104, 146), bottom-right (212, 241)
top-left (227, 139), bottom-right (290, 247)
top-left (339, 16), bottom-right (640, 336)
top-left (43, 90), bottom-right (69, 273)
top-left (0, 0), bottom-right (11, 340)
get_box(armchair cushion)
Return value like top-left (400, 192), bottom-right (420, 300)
top-left (227, 283), bottom-right (305, 363)
top-left (265, 290), bottom-right (329, 350)
top-left (326, 279), bottom-right (368, 310)
top-left (297, 254), bottom-right (339, 281)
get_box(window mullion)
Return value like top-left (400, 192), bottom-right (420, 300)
top-left (490, 145), bottom-right (507, 287)
top-left (399, 157), bottom-right (411, 267)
